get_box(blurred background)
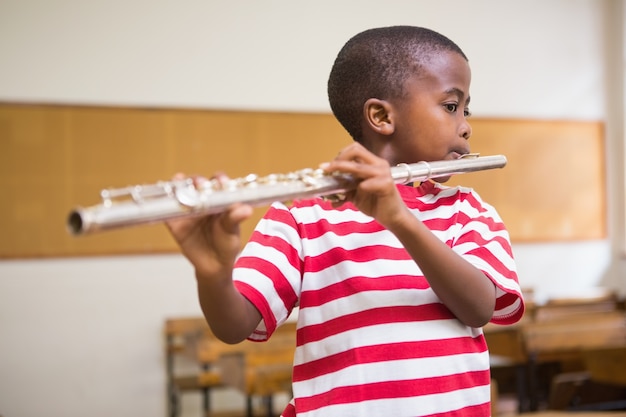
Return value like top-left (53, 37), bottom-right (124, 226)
top-left (1, 1), bottom-right (625, 416)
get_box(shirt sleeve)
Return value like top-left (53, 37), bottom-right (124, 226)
top-left (233, 202), bottom-right (303, 340)
top-left (452, 189), bottom-right (525, 325)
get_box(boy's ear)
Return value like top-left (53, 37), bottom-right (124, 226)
top-left (363, 98), bottom-right (395, 136)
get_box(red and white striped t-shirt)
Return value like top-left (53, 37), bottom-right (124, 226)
top-left (233, 181), bottom-right (524, 417)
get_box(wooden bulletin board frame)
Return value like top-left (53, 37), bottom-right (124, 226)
top-left (0, 103), bottom-right (606, 258)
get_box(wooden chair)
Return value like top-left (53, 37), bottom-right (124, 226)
top-left (546, 346), bottom-right (626, 412)
top-left (209, 322), bottom-right (297, 417)
top-left (583, 346), bottom-right (626, 386)
top-left (523, 310), bottom-right (626, 411)
top-left (164, 317), bottom-right (224, 417)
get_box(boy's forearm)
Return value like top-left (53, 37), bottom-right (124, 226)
top-left (388, 208), bottom-right (496, 328)
top-left (196, 273), bottom-right (262, 344)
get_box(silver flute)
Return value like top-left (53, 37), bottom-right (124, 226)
top-left (67, 154), bottom-right (506, 235)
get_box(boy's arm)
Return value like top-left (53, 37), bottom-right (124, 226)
top-left (195, 267), bottom-right (263, 344)
top-left (324, 144), bottom-right (496, 327)
top-left (166, 175), bottom-right (262, 344)
top-left (384, 210), bottom-right (496, 327)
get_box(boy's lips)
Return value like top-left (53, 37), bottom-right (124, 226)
top-left (450, 150), bottom-right (470, 160)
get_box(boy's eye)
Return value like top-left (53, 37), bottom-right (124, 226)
top-left (445, 103), bottom-right (458, 112)
top-left (445, 103), bottom-right (472, 118)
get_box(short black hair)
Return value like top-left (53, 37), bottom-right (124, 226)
top-left (327, 26), bottom-right (467, 141)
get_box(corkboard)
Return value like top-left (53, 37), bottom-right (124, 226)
top-left (0, 103), bottom-right (605, 258)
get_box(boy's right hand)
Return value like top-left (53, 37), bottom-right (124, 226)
top-left (165, 173), bottom-right (254, 280)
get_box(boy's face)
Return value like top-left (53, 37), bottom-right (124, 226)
top-left (383, 51), bottom-right (472, 167)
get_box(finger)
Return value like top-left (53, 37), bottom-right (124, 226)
top-left (219, 203), bottom-right (254, 233)
top-left (322, 159), bottom-right (386, 180)
top-left (173, 172), bottom-right (229, 189)
top-left (210, 172), bottom-right (230, 189)
top-left (230, 203), bottom-right (254, 223)
top-left (334, 142), bottom-right (378, 163)
top-left (186, 175), bottom-right (210, 190)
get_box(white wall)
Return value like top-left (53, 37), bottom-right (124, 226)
top-left (0, 1), bottom-right (624, 417)
top-left (0, 0), bottom-right (608, 119)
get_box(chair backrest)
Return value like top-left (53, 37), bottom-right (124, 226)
top-left (165, 316), bottom-right (211, 358)
top-left (583, 346), bottom-right (626, 386)
top-left (534, 289), bottom-right (619, 322)
top-left (211, 321), bottom-right (298, 396)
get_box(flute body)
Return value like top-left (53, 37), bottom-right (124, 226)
top-left (67, 155), bottom-right (506, 235)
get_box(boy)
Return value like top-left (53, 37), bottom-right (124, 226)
top-left (167, 26), bottom-right (524, 417)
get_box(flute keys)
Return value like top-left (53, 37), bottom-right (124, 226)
top-left (174, 180), bottom-right (202, 208)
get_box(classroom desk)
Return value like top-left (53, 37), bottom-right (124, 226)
top-left (170, 304), bottom-right (625, 416)
top-left (484, 310), bottom-right (626, 412)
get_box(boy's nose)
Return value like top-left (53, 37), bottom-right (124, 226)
top-left (460, 121), bottom-right (472, 140)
